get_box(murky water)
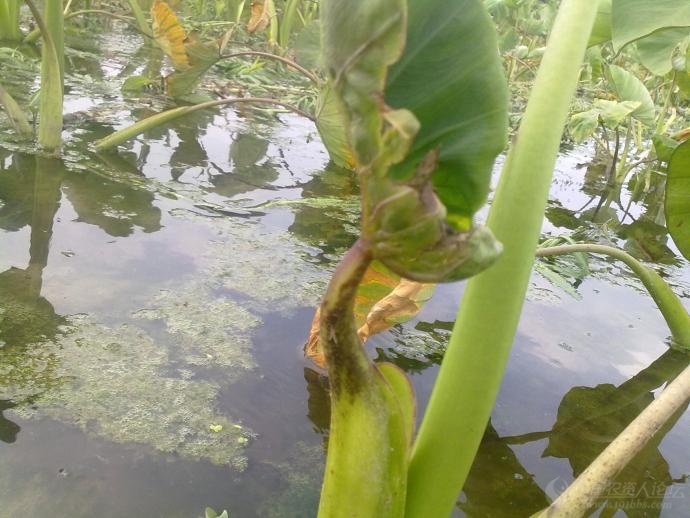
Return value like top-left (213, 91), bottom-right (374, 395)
top-left (1, 24), bottom-right (690, 518)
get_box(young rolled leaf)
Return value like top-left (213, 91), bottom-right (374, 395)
top-left (665, 139), bottom-right (690, 261)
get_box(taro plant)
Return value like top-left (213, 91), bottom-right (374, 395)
top-left (0, 0), bottom-right (22, 42)
top-left (312, 0), bottom-right (690, 516)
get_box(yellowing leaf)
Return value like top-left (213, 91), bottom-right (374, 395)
top-left (304, 306), bottom-right (326, 368)
top-left (303, 261), bottom-right (434, 369)
top-left (247, 2), bottom-right (270, 33)
top-left (358, 278), bottom-right (434, 342)
top-left (672, 127), bottom-right (690, 143)
top-left (209, 424), bottom-right (223, 432)
top-left (164, 36), bottom-right (220, 98)
top-left (151, 0), bottom-right (190, 70)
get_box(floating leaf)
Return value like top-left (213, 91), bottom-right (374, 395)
top-left (151, 0), bottom-right (189, 70)
top-left (665, 139), bottom-right (690, 260)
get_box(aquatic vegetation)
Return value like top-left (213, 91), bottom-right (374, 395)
top-left (133, 286), bottom-right (259, 371)
top-left (257, 441), bottom-right (325, 518)
top-left (11, 314), bottom-right (255, 467)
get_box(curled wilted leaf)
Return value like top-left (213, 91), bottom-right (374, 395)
top-left (374, 224), bottom-right (502, 283)
top-left (303, 262), bottom-right (435, 369)
top-left (248, 1), bottom-right (270, 33)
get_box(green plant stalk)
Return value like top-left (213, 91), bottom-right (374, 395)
top-left (267, 0), bottom-right (278, 46)
top-left (404, 1), bottom-right (601, 517)
top-left (25, 0), bottom-right (63, 153)
top-left (317, 238), bottom-right (413, 517)
top-left (24, 10), bottom-right (138, 44)
top-left (44, 0), bottom-right (64, 84)
top-left (0, 83), bottom-right (33, 136)
top-left (94, 97), bottom-right (314, 151)
top-left (0, 0), bottom-right (22, 41)
top-left (537, 244), bottom-right (690, 347)
top-left (125, 0), bottom-right (152, 39)
top-left (278, 0), bottom-right (301, 48)
top-left (535, 360), bottom-right (690, 517)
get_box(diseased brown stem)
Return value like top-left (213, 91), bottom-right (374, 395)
top-left (320, 238), bottom-right (374, 392)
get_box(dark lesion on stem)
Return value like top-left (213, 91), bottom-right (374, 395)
top-left (320, 238), bottom-right (374, 397)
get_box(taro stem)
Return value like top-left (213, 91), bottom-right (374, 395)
top-left (25, 0), bottom-right (63, 153)
top-left (0, 0), bottom-right (22, 42)
top-left (318, 237), bottom-right (413, 518)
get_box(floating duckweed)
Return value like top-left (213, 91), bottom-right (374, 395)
top-left (11, 315), bottom-right (254, 467)
top-left (133, 285), bottom-right (259, 372)
top-left (186, 216), bottom-right (329, 312)
top-left (257, 442), bottom-right (324, 518)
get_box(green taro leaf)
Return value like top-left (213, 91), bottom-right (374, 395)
top-left (589, 0), bottom-right (612, 47)
top-left (612, 0), bottom-right (690, 52)
top-left (606, 65), bottom-right (655, 127)
top-left (665, 139), bottom-right (690, 261)
top-left (314, 84), bottom-right (354, 169)
top-left (636, 28), bottom-right (690, 76)
top-left (652, 134), bottom-right (679, 163)
top-left (385, 0), bottom-right (508, 222)
top-left (596, 99), bottom-right (641, 127)
top-left (568, 100), bottom-right (640, 144)
top-left (569, 109), bottom-right (599, 143)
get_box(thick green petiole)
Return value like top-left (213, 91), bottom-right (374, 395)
top-left (405, 1), bottom-right (602, 516)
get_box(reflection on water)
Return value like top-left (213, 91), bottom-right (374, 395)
top-left (0, 400), bottom-right (19, 443)
top-left (1, 31), bottom-right (690, 516)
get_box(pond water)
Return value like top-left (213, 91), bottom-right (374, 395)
top-left (1, 24), bottom-right (690, 518)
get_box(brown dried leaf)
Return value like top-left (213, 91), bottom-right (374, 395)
top-left (247, 2), bottom-right (270, 34)
top-left (303, 262), bottom-right (434, 369)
